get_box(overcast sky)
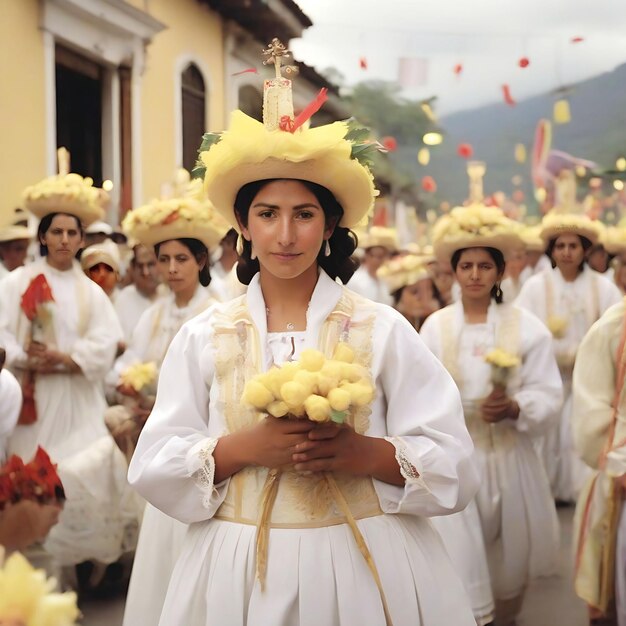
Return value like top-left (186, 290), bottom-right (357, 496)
top-left (291, 0), bottom-right (626, 115)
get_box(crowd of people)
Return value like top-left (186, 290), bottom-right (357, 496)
top-left (2, 44), bottom-right (626, 626)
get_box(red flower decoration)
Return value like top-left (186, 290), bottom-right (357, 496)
top-left (0, 446), bottom-right (65, 510)
top-left (571, 37), bottom-right (585, 44)
top-left (381, 136), bottom-right (398, 152)
top-left (359, 57), bottom-right (368, 70)
top-left (518, 57), bottom-right (530, 68)
top-left (20, 274), bottom-right (55, 321)
top-left (421, 176), bottom-right (437, 193)
top-left (162, 211), bottom-right (180, 225)
top-left (457, 143), bottom-right (473, 159)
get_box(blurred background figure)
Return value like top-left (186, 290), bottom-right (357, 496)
top-left (0, 210), bottom-right (33, 278)
top-left (81, 239), bottom-right (122, 301)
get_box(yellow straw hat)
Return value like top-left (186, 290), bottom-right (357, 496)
top-left (22, 148), bottom-right (107, 227)
top-left (196, 38), bottom-right (378, 231)
top-left (432, 161), bottom-right (521, 261)
top-left (539, 170), bottom-right (602, 245)
top-left (377, 254), bottom-right (432, 293)
top-left (122, 169), bottom-right (230, 251)
top-left (519, 225), bottom-right (546, 252)
top-left (359, 226), bottom-right (399, 252)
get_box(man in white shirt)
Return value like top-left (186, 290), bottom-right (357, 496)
top-left (114, 244), bottom-right (163, 342)
top-left (347, 227), bottom-right (398, 305)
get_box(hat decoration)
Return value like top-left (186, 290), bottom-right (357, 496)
top-left (602, 225), bottom-right (626, 256)
top-left (432, 161), bottom-right (521, 261)
top-left (193, 38), bottom-right (379, 231)
top-left (377, 254), bottom-right (432, 293)
top-left (358, 226), bottom-right (399, 252)
top-left (122, 169), bottom-right (230, 251)
top-left (0, 209), bottom-right (34, 242)
top-left (519, 225), bottom-right (546, 252)
top-left (539, 170), bottom-right (602, 245)
top-left (22, 148), bottom-right (107, 227)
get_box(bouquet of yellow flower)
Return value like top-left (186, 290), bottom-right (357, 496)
top-left (119, 361), bottom-right (157, 393)
top-left (0, 549), bottom-right (80, 626)
top-left (547, 315), bottom-right (568, 339)
top-left (242, 343), bottom-right (374, 424)
top-left (484, 348), bottom-right (520, 388)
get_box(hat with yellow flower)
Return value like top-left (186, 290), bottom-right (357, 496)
top-left (377, 254), bottom-right (432, 293)
top-left (432, 161), bottom-right (521, 261)
top-left (194, 38), bottom-right (378, 231)
top-left (519, 224), bottom-right (546, 253)
top-left (539, 170), bottom-right (602, 245)
top-left (358, 226), bottom-right (399, 252)
top-left (602, 225), bottom-right (626, 256)
top-left (22, 148), bottom-right (107, 227)
top-left (122, 169), bottom-right (230, 251)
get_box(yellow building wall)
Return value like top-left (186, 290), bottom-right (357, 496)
top-left (0, 0), bottom-right (46, 224)
top-left (137, 0), bottom-right (225, 202)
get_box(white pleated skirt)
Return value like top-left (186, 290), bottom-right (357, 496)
top-left (158, 514), bottom-right (475, 626)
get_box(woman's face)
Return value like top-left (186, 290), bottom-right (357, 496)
top-left (86, 262), bottom-right (118, 296)
top-left (156, 239), bottom-right (201, 295)
top-left (398, 278), bottom-right (438, 318)
top-left (455, 247), bottom-right (502, 302)
top-left (241, 180), bottom-right (334, 281)
top-left (40, 213), bottom-right (84, 270)
top-left (551, 233), bottom-right (585, 271)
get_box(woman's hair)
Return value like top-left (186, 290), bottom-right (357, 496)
top-left (391, 276), bottom-right (446, 309)
top-left (546, 234), bottom-right (592, 272)
top-left (154, 238), bottom-right (211, 286)
top-left (233, 179), bottom-right (359, 285)
top-left (37, 212), bottom-right (83, 257)
top-left (450, 246), bottom-right (506, 304)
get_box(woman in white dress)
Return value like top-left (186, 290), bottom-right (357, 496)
top-left (515, 190), bottom-right (622, 503)
top-left (115, 175), bottom-right (229, 626)
top-left (420, 186), bottom-right (563, 625)
top-left (128, 48), bottom-right (478, 626)
top-left (0, 167), bottom-right (127, 572)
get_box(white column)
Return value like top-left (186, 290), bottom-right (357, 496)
top-left (43, 31), bottom-right (57, 176)
top-left (131, 38), bottom-right (144, 208)
top-left (101, 67), bottom-right (121, 224)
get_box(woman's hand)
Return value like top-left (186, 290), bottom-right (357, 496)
top-left (481, 387), bottom-right (520, 423)
top-left (0, 500), bottom-right (62, 551)
top-left (213, 416), bottom-right (315, 483)
top-left (292, 423), bottom-right (405, 486)
top-left (27, 342), bottom-right (78, 374)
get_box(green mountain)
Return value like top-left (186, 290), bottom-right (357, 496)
top-left (400, 62), bottom-right (626, 210)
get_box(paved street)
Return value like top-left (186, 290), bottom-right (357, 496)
top-left (80, 508), bottom-right (588, 626)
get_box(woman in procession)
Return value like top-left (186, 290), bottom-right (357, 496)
top-left (419, 173), bottom-right (563, 626)
top-left (128, 41), bottom-right (479, 626)
top-left (106, 171), bottom-right (229, 626)
top-left (515, 170), bottom-right (622, 504)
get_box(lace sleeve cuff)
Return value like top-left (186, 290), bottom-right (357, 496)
top-left (384, 436), bottom-right (421, 483)
top-left (186, 437), bottom-right (220, 508)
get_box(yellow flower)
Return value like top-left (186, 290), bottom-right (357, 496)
top-left (484, 349), bottom-right (520, 369)
top-left (299, 349), bottom-right (326, 372)
top-left (119, 361), bottom-right (158, 392)
top-left (242, 380), bottom-right (274, 409)
top-left (0, 551), bottom-right (80, 626)
top-left (547, 316), bottom-right (568, 339)
top-left (304, 395), bottom-right (332, 423)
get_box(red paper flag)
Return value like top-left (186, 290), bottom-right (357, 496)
top-left (453, 63), bottom-right (463, 76)
top-left (381, 136), bottom-right (398, 152)
top-left (502, 84), bottom-right (516, 106)
top-left (20, 274), bottom-right (55, 321)
top-left (359, 57), bottom-right (368, 70)
top-left (232, 68), bottom-right (258, 77)
top-left (281, 88), bottom-right (329, 133)
top-left (518, 57), bottom-right (530, 68)
top-left (421, 176), bottom-right (437, 193)
top-left (457, 143), bottom-right (473, 159)
top-left (571, 37), bottom-right (585, 44)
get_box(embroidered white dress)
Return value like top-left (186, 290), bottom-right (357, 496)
top-left (121, 285), bottom-right (217, 626)
top-left (0, 258), bottom-right (126, 566)
top-left (347, 266), bottom-right (393, 305)
top-left (0, 369), bottom-right (21, 463)
top-left (516, 266), bottom-right (622, 501)
top-left (128, 271), bottom-right (479, 626)
top-left (420, 301), bottom-right (562, 613)
top-left (571, 300), bottom-right (626, 623)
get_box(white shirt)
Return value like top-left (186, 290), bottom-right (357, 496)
top-left (347, 266), bottom-right (392, 305)
top-left (114, 284), bottom-right (161, 343)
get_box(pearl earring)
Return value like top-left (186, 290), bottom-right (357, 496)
top-left (324, 240), bottom-right (331, 257)
top-left (251, 245), bottom-right (257, 260)
top-left (236, 233), bottom-right (244, 256)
